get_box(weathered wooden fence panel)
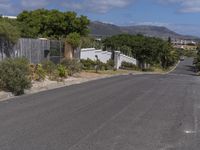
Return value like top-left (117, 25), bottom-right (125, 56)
top-left (0, 38), bottom-right (64, 64)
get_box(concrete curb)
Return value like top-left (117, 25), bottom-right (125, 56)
top-left (165, 61), bottom-right (180, 74)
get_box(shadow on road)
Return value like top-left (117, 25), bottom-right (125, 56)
top-left (170, 58), bottom-right (197, 76)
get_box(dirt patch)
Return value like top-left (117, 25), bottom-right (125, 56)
top-left (25, 72), bottom-right (112, 96)
top-left (74, 72), bottom-right (110, 78)
top-left (0, 70), bottom-right (155, 102)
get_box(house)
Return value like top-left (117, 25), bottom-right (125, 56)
top-left (172, 39), bottom-right (197, 50)
top-left (1, 15), bottom-right (17, 19)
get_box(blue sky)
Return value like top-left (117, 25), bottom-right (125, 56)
top-left (1, 0), bottom-right (200, 36)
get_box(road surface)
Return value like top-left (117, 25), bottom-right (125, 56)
top-left (0, 58), bottom-right (200, 150)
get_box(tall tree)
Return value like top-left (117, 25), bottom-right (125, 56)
top-left (168, 36), bottom-right (172, 44)
top-left (103, 34), bottom-right (179, 69)
top-left (66, 32), bottom-right (81, 49)
top-left (17, 9), bottom-right (90, 39)
top-left (0, 20), bottom-right (20, 57)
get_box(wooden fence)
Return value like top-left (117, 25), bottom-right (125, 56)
top-left (0, 38), bottom-right (65, 64)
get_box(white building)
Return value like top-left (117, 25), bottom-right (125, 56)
top-left (1, 15), bottom-right (17, 19)
top-left (172, 39), bottom-right (197, 45)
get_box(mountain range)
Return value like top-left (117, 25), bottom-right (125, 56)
top-left (89, 21), bottom-right (199, 40)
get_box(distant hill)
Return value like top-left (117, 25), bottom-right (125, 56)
top-left (89, 21), bottom-right (199, 40)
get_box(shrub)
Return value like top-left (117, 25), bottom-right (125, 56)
top-left (48, 65), bottom-right (68, 81)
top-left (183, 49), bottom-right (197, 58)
top-left (142, 67), bottom-right (154, 72)
top-left (29, 64), bottom-right (35, 79)
top-left (81, 59), bottom-right (96, 70)
top-left (81, 58), bottom-right (114, 71)
top-left (34, 64), bottom-right (46, 81)
top-left (42, 60), bottom-right (56, 76)
top-left (61, 58), bottom-right (82, 76)
top-left (106, 59), bottom-right (114, 70)
top-left (30, 64), bottom-right (46, 81)
top-left (98, 61), bottom-right (107, 71)
top-left (0, 58), bottom-right (31, 95)
top-left (57, 64), bottom-right (67, 78)
top-left (121, 61), bottom-right (138, 70)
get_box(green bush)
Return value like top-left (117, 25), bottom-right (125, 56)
top-left (57, 64), bottom-right (67, 78)
top-left (98, 61), bottom-right (107, 71)
top-left (106, 59), bottom-right (114, 70)
top-left (183, 49), bottom-right (197, 57)
top-left (0, 58), bottom-right (31, 95)
top-left (142, 67), bottom-right (154, 72)
top-left (121, 61), bottom-right (138, 70)
top-left (81, 58), bottom-right (114, 71)
top-left (42, 60), bottom-right (56, 76)
top-left (61, 58), bottom-right (82, 76)
top-left (34, 64), bottom-right (46, 81)
top-left (80, 59), bottom-right (96, 70)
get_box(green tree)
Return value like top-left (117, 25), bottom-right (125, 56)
top-left (0, 20), bottom-right (20, 57)
top-left (168, 37), bottom-right (172, 44)
top-left (103, 34), bottom-right (179, 69)
top-left (120, 45), bottom-right (132, 56)
top-left (66, 32), bottom-right (81, 49)
top-left (195, 43), bottom-right (200, 71)
top-left (0, 20), bottom-right (20, 43)
top-left (17, 9), bottom-right (90, 39)
top-left (81, 36), bottom-right (103, 49)
top-left (81, 36), bottom-right (94, 48)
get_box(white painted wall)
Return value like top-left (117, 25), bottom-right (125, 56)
top-left (95, 50), bottom-right (112, 63)
top-left (81, 48), bottom-right (96, 60)
top-left (81, 48), bottom-right (112, 63)
top-left (81, 48), bottom-right (137, 69)
top-left (119, 53), bottom-right (137, 67)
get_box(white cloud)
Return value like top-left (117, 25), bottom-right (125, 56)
top-left (21, 0), bottom-right (50, 9)
top-left (158, 0), bottom-right (200, 13)
top-left (0, 0), bottom-right (60, 14)
top-left (0, 0), bottom-right (134, 14)
top-left (62, 0), bottom-right (133, 13)
top-left (0, 0), bottom-right (200, 16)
top-left (0, 0), bottom-right (17, 14)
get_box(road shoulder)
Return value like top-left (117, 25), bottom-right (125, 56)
top-left (0, 64), bottom-right (179, 102)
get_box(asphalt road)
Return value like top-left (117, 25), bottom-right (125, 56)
top-left (0, 58), bottom-right (200, 150)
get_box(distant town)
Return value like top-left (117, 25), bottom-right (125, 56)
top-left (172, 39), bottom-right (197, 50)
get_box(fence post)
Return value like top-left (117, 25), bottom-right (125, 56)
top-left (1, 41), bottom-right (3, 60)
top-left (59, 40), bottom-right (62, 63)
top-left (114, 51), bottom-right (120, 70)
